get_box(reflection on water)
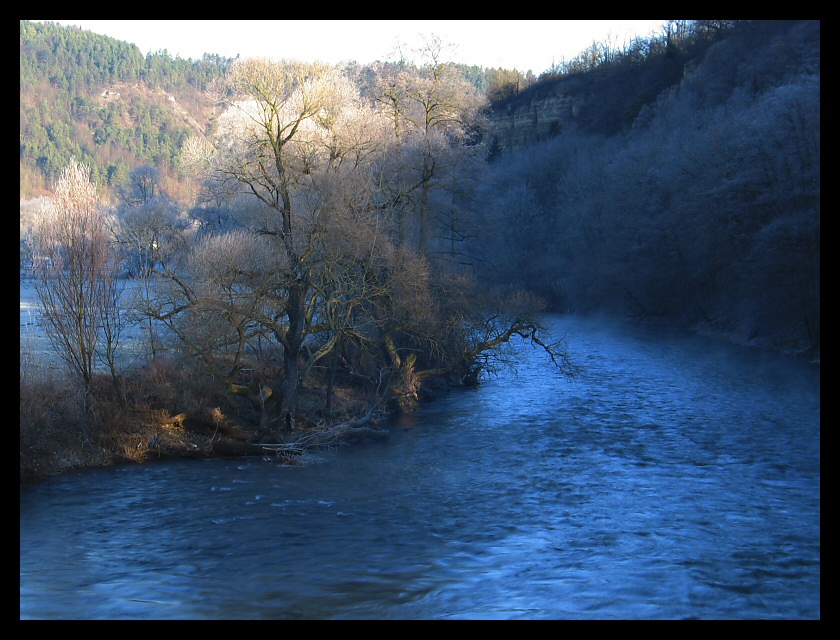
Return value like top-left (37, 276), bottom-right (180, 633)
top-left (20, 315), bottom-right (820, 619)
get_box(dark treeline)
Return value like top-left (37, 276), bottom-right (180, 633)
top-left (492, 20), bottom-right (742, 138)
top-left (470, 20), bottom-right (819, 358)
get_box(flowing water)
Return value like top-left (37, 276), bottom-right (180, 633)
top-left (19, 315), bottom-right (820, 619)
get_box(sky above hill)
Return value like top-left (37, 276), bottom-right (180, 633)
top-left (45, 20), bottom-right (668, 75)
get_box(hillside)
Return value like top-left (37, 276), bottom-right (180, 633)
top-left (484, 20), bottom-right (820, 152)
top-left (472, 19), bottom-right (819, 359)
top-left (97, 81), bottom-right (213, 134)
top-left (19, 20), bottom-right (232, 199)
top-left (21, 20), bottom-right (740, 200)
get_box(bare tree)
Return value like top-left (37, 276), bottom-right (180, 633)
top-left (185, 59), bottom-right (380, 434)
top-left (160, 57), bottom-right (576, 440)
top-left (32, 160), bottom-right (125, 405)
top-left (108, 187), bottom-right (197, 366)
top-left (117, 165), bottom-right (163, 207)
top-left (374, 35), bottom-right (489, 259)
top-left (116, 199), bottom-right (167, 278)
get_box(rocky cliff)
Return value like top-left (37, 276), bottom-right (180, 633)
top-left (485, 75), bottom-right (589, 151)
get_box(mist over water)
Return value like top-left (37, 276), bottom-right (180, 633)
top-left (20, 314), bottom-right (820, 619)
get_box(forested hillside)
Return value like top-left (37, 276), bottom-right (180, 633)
top-left (20, 20), bottom-right (234, 198)
top-left (19, 20), bottom-right (513, 200)
top-left (469, 20), bottom-right (819, 359)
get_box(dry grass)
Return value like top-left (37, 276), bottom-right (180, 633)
top-left (20, 354), bottom-right (217, 483)
top-left (20, 357), bottom-right (108, 482)
top-left (20, 350), bottom-right (382, 484)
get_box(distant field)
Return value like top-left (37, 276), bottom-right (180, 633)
top-left (20, 277), bottom-right (158, 371)
top-left (20, 278), bottom-right (54, 366)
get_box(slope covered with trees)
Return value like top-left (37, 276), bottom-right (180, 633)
top-left (19, 21), bottom-right (520, 201)
top-left (21, 19), bottom-right (819, 361)
top-left (20, 20), bottom-right (233, 197)
top-left (471, 20), bottom-right (819, 358)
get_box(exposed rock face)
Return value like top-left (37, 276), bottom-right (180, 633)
top-left (484, 76), bottom-right (588, 152)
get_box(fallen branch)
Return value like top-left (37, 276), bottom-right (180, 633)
top-left (293, 408), bottom-right (389, 448)
top-left (211, 440), bottom-right (304, 457)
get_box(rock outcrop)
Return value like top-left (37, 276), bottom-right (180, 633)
top-left (485, 76), bottom-right (588, 152)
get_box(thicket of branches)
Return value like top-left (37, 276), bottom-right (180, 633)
top-left (24, 41), bottom-right (574, 451)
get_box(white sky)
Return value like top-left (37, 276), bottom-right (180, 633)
top-left (45, 20), bottom-right (668, 75)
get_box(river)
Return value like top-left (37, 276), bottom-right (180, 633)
top-left (19, 314), bottom-right (820, 619)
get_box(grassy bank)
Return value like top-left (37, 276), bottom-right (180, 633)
top-left (19, 347), bottom-right (385, 484)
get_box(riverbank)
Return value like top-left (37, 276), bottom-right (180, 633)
top-left (21, 276), bottom-right (817, 484)
top-left (19, 352), bottom-right (392, 485)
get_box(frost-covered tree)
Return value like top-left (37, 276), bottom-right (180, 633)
top-left (32, 160), bottom-right (125, 402)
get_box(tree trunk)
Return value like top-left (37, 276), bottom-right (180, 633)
top-left (419, 153), bottom-right (432, 257)
top-left (279, 352), bottom-right (300, 433)
top-left (325, 339), bottom-right (339, 415)
top-left (278, 282), bottom-right (307, 433)
top-left (381, 333), bottom-right (423, 411)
